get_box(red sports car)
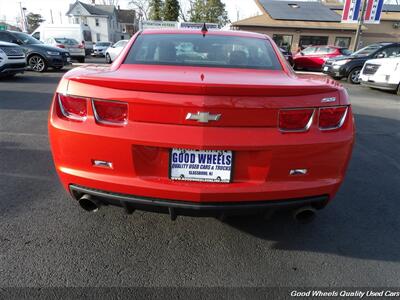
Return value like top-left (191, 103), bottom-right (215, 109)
top-left (294, 46), bottom-right (352, 71)
top-left (49, 29), bottom-right (355, 223)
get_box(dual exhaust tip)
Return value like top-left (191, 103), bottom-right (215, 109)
top-left (78, 194), bottom-right (102, 213)
top-left (78, 194), bottom-right (317, 223)
top-left (292, 206), bottom-right (317, 224)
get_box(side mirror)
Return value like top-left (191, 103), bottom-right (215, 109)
top-left (12, 39), bottom-right (22, 45)
top-left (300, 51), bottom-right (304, 56)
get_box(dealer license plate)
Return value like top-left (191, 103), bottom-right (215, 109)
top-left (170, 149), bottom-right (233, 183)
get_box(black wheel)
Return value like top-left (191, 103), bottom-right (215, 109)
top-left (347, 68), bottom-right (361, 84)
top-left (28, 55), bottom-right (47, 72)
top-left (106, 53), bottom-right (112, 64)
top-left (78, 57), bottom-right (85, 63)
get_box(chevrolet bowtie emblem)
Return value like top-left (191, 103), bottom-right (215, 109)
top-left (185, 112), bottom-right (221, 123)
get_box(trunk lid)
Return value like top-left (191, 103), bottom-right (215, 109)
top-left (67, 65), bottom-right (341, 127)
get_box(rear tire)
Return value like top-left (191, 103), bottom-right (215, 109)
top-left (347, 68), bottom-right (361, 84)
top-left (106, 53), bottom-right (112, 64)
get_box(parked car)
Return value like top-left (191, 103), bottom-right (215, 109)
top-left (91, 42), bottom-right (112, 57)
top-left (31, 24), bottom-right (93, 55)
top-left (293, 46), bottom-right (352, 71)
top-left (49, 29), bottom-right (355, 223)
top-left (105, 40), bottom-right (129, 63)
top-left (280, 47), bottom-right (293, 66)
top-left (45, 37), bottom-right (85, 63)
top-left (0, 41), bottom-right (26, 78)
top-left (0, 30), bottom-right (70, 72)
top-left (360, 56), bottom-right (400, 95)
top-left (323, 42), bottom-right (400, 84)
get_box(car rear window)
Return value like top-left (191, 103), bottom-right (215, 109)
top-left (340, 49), bottom-right (353, 56)
top-left (124, 33), bottom-right (282, 70)
top-left (55, 38), bottom-right (78, 45)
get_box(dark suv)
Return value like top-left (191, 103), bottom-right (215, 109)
top-left (322, 42), bottom-right (400, 84)
top-left (0, 30), bottom-right (70, 72)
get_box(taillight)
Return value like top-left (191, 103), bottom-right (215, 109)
top-left (58, 94), bottom-right (88, 121)
top-left (92, 99), bottom-right (128, 125)
top-left (279, 108), bottom-right (314, 132)
top-left (56, 44), bottom-right (65, 48)
top-left (319, 106), bottom-right (348, 130)
top-left (78, 44), bottom-right (84, 49)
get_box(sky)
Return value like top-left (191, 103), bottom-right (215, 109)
top-left (0, 0), bottom-right (261, 27)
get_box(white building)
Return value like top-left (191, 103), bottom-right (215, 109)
top-left (66, 0), bottom-right (136, 43)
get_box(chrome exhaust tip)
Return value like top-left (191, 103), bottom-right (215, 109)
top-left (78, 194), bottom-right (101, 213)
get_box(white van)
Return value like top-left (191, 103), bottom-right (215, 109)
top-left (31, 24), bottom-right (93, 55)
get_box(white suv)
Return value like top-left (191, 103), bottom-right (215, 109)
top-left (360, 56), bottom-right (400, 95)
top-left (0, 41), bottom-right (26, 78)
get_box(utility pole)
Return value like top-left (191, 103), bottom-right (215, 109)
top-left (353, 0), bottom-right (368, 51)
top-left (50, 9), bottom-right (54, 24)
top-left (18, 2), bottom-right (28, 32)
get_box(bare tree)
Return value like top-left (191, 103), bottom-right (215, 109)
top-left (179, 0), bottom-right (194, 22)
top-left (129, 0), bottom-right (150, 20)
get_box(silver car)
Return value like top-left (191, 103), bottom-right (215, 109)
top-left (45, 37), bottom-right (85, 63)
top-left (91, 42), bottom-right (112, 57)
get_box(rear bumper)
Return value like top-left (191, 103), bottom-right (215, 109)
top-left (361, 80), bottom-right (398, 91)
top-left (70, 184), bottom-right (329, 216)
top-left (50, 119), bottom-right (354, 205)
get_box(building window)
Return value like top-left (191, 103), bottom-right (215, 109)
top-left (299, 36), bottom-right (329, 49)
top-left (96, 33), bottom-right (101, 42)
top-left (95, 18), bottom-right (99, 26)
top-left (272, 34), bottom-right (293, 52)
top-left (335, 37), bottom-right (351, 48)
top-left (74, 17), bottom-right (79, 24)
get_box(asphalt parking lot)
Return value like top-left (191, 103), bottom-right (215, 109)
top-left (0, 61), bottom-right (399, 289)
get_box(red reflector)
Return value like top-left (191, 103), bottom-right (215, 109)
top-left (279, 109), bottom-right (314, 132)
top-left (319, 106), bottom-right (348, 130)
top-left (58, 94), bottom-right (88, 121)
top-left (92, 99), bottom-right (128, 125)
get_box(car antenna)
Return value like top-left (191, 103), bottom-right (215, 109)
top-left (201, 23), bottom-right (208, 37)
